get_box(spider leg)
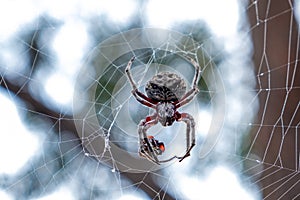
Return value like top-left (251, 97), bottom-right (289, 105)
top-left (176, 113), bottom-right (196, 162)
top-left (175, 88), bottom-right (199, 108)
top-left (131, 91), bottom-right (156, 108)
top-left (125, 56), bottom-right (138, 90)
top-left (125, 56), bottom-right (156, 108)
top-left (176, 56), bottom-right (201, 108)
top-left (189, 56), bottom-right (201, 89)
top-left (138, 115), bottom-right (161, 164)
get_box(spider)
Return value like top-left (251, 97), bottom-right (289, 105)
top-left (125, 56), bottom-right (200, 164)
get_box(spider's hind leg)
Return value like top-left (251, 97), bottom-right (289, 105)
top-left (177, 112), bottom-right (196, 162)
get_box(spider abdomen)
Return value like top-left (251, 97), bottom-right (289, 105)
top-left (145, 71), bottom-right (186, 102)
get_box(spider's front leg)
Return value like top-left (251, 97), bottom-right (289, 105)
top-left (176, 57), bottom-right (201, 108)
top-left (125, 56), bottom-right (156, 108)
top-left (125, 56), bottom-right (138, 90)
top-left (176, 112), bottom-right (196, 162)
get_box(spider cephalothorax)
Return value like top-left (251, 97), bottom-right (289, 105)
top-left (156, 102), bottom-right (177, 126)
top-left (125, 56), bottom-right (200, 164)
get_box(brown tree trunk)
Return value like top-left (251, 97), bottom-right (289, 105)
top-left (247, 0), bottom-right (300, 199)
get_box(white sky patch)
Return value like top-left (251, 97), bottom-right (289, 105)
top-left (117, 194), bottom-right (147, 200)
top-left (0, 90), bottom-right (39, 175)
top-left (47, 21), bottom-right (87, 108)
top-left (197, 110), bottom-right (212, 137)
top-left (0, 0), bottom-right (38, 40)
top-left (45, 73), bottom-right (74, 106)
top-left (179, 166), bottom-right (257, 200)
top-left (227, 96), bottom-right (244, 123)
top-left (0, 189), bottom-right (13, 200)
top-left (146, 0), bottom-right (239, 37)
top-left (40, 0), bottom-right (137, 22)
top-left (89, 0), bottom-right (137, 23)
top-left (52, 21), bottom-right (88, 77)
top-left (38, 0), bottom-right (82, 20)
top-left (0, 48), bottom-right (25, 74)
top-left (34, 185), bottom-right (75, 200)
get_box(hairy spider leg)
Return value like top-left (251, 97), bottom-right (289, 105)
top-left (175, 88), bottom-right (199, 108)
top-left (125, 56), bottom-right (137, 90)
top-left (131, 90), bottom-right (156, 108)
top-left (125, 56), bottom-right (157, 108)
top-left (189, 57), bottom-right (201, 87)
top-left (176, 113), bottom-right (196, 162)
top-left (175, 57), bottom-right (201, 108)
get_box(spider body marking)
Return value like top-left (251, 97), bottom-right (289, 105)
top-left (145, 71), bottom-right (187, 102)
top-left (146, 71), bottom-right (186, 126)
top-left (125, 56), bottom-right (200, 164)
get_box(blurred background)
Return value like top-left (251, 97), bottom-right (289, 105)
top-left (0, 0), bottom-right (299, 199)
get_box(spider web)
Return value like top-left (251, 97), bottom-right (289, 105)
top-left (0, 0), bottom-right (299, 200)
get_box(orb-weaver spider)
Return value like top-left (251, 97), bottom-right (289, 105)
top-left (125, 56), bottom-right (200, 164)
